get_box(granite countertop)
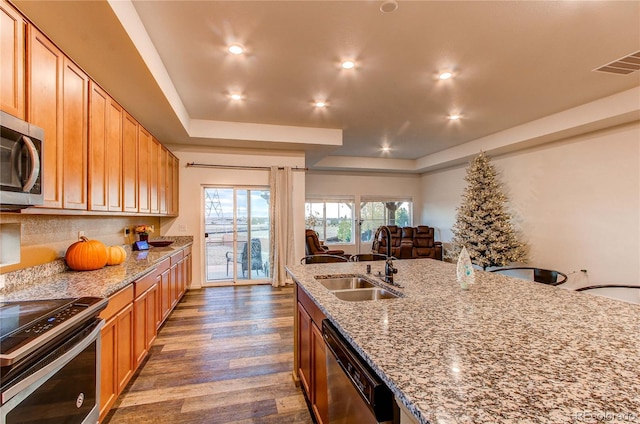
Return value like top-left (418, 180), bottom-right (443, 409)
top-left (286, 259), bottom-right (640, 424)
top-left (0, 237), bottom-right (193, 301)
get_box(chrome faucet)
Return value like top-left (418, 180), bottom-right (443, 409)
top-left (380, 226), bottom-right (398, 285)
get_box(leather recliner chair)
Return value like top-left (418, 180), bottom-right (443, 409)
top-left (305, 229), bottom-right (345, 256)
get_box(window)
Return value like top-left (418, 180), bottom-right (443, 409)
top-left (305, 198), bottom-right (354, 244)
top-left (359, 198), bottom-right (412, 243)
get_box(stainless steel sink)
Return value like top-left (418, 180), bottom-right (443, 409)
top-left (317, 277), bottom-right (376, 291)
top-left (332, 288), bottom-right (399, 301)
top-left (315, 275), bottom-right (401, 301)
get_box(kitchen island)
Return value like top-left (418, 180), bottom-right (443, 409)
top-left (286, 259), bottom-right (640, 424)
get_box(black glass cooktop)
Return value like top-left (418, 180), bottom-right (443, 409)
top-left (0, 297), bottom-right (107, 366)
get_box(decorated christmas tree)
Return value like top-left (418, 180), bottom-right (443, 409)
top-left (447, 152), bottom-right (526, 270)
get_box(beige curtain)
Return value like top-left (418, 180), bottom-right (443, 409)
top-left (269, 166), bottom-right (295, 287)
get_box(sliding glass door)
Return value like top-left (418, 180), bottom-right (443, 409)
top-left (204, 187), bottom-right (270, 284)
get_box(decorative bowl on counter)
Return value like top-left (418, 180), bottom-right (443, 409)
top-left (148, 240), bottom-right (174, 247)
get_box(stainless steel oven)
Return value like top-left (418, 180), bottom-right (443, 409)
top-left (322, 320), bottom-right (398, 424)
top-left (0, 111), bottom-right (44, 211)
top-left (0, 297), bottom-right (107, 424)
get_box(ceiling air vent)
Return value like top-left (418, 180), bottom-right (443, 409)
top-left (594, 50), bottom-right (640, 75)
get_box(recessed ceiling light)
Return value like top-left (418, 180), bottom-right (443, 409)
top-left (229, 93), bottom-right (244, 101)
top-left (314, 101), bottom-right (328, 108)
top-left (380, 0), bottom-right (398, 13)
top-left (448, 114), bottom-right (462, 120)
top-left (439, 71), bottom-right (453, 80)
top-left (381, 146), bottom-right (391, 153)
top-left (341, 60), bottom-right (356, 70)
top-left (227, 44), bottom-right (245, 55)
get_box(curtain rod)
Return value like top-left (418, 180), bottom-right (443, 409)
top-left (186, 162), bottom-right (308, 171)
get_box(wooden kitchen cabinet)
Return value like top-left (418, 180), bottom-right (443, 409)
top-left (169, 249), bottom-right (185, 308)
top-left (156, 258), bottom-right (171, 325)
top-left (166, 152), bottom-right (179, 216)
top-left (297, 302), bottom-right (312, 394)
top-left (99, 314), bottom-right (117, 420)
top-left (311, 322), bottom-right (328, 424)
top-left (138, 125), bottom-right (151, 213)
top-left (158, 146), bottom-right (168, 214)
top-left (133, 270), bottom-right (158, 368)
top-left (116, 302), bottom-right (134, 393)
top-left (1, 0), bottom-right (25, 119)
top-left (61, 57), bottom-right (89, 210)
top-left (171, 153), bottom-right (179, 215)
top-left (295, 284), bottom-right (328, 424)
top-left (28, 27), bottom-right (88, 210)
top-left (10, 4), bottom-right (179, 216)
top-left (99, 285), bottom-right (134, 422)
top-left (122, 111), bottom-right (138, 213)
top-left (185, 246), bottom-right (192, 288)
top-left (97, 246), bottom-right (191, 421)
top-left (88, 82), bottom-right (123, 211)
top-left (149, 137), bottom-right (160, 214)
top-left (28, 26), bottom-right (63, 208)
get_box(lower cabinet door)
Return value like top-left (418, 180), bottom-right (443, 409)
top-left (99, 315), bottom-right (117, 421)
top-left (312, 322), bottom-right (328, 424)
top-left (116, 303), bottom-right (134, 393)
top-left (297, 302), bottom-right (312, 396)
top-left (133, 293), bottom-right (148, 367)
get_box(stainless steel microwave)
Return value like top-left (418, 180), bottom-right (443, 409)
top-left (0, 111), bottom-right (44, 211)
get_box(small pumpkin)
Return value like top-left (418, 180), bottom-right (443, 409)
top-left (65, 236), bottom-right (108, 271)
top-left (106, 245), bottom-right (127, 266)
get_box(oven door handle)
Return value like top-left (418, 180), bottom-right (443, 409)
top-left (20, 135), bottom-right (40, 192)
top-left (1, 320), bottom-right (104, 406)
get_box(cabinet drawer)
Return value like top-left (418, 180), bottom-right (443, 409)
top-left (134, 270), bottom-right (158, 297)
top-left (100, 285), bottom-right (134, 321)
top-left (297, 285), bottom-right (326, 325)
top-left (156, 257), bottom-right (170, 274)
top-left (170, 250), bottom-right (184, 266)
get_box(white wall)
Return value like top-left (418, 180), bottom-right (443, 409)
top-left (420, 122), bottom-right (640, 286)
top-left (161, 146), bottom-right (306, 288)
top-left (306, 171), bottom-right (422, 255)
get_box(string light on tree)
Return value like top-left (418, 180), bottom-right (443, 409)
top-left (447, 152), bottom-right (526, 270)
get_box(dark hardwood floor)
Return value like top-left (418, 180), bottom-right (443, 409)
top-left (104, 285), bottom-right (313, 424)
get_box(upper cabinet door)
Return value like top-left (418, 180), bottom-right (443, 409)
top-left (88, 82), bottom-right (109, 211)
top-left (61, 57), bottom-right (88, 210)
top-left (159, 146), bottom-right (168, 215)
top-left (122, 112), bottom-right (138, 213)
top-left (89, 82), bottom-right (123, 212)
top-left (0, 0), bottom-right (25, 119)
top-left (28, 27), bottom-right (88, 210)
top-left (137, 126), bottom-right (151, 213)
top-left (149, 137), bottom-right (160, 214)
top-left (28, 26), bottom-right (63, 209)
top-left (106, 97), bottom-right (124, 212)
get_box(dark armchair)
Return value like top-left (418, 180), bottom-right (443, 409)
top-left (226, 238), bottom-right (263, 277)
top-left (305, 229), bottom-right (344, 256)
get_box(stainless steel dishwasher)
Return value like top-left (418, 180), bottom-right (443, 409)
top-left (322, 320), bottom-right (397, 424)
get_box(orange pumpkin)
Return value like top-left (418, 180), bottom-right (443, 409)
top-left (106, 245), bottom-right (127, 266)
top-left (65, 236), bottom-right (108, 271)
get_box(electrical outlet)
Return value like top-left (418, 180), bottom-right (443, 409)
top-left (124, 227), bottom-right (130, 237)
top-left (78, 230), bottom-right (85, 240)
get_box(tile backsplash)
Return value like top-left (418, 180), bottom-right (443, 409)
top-left (0, 214), bottom-right (160, 274)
